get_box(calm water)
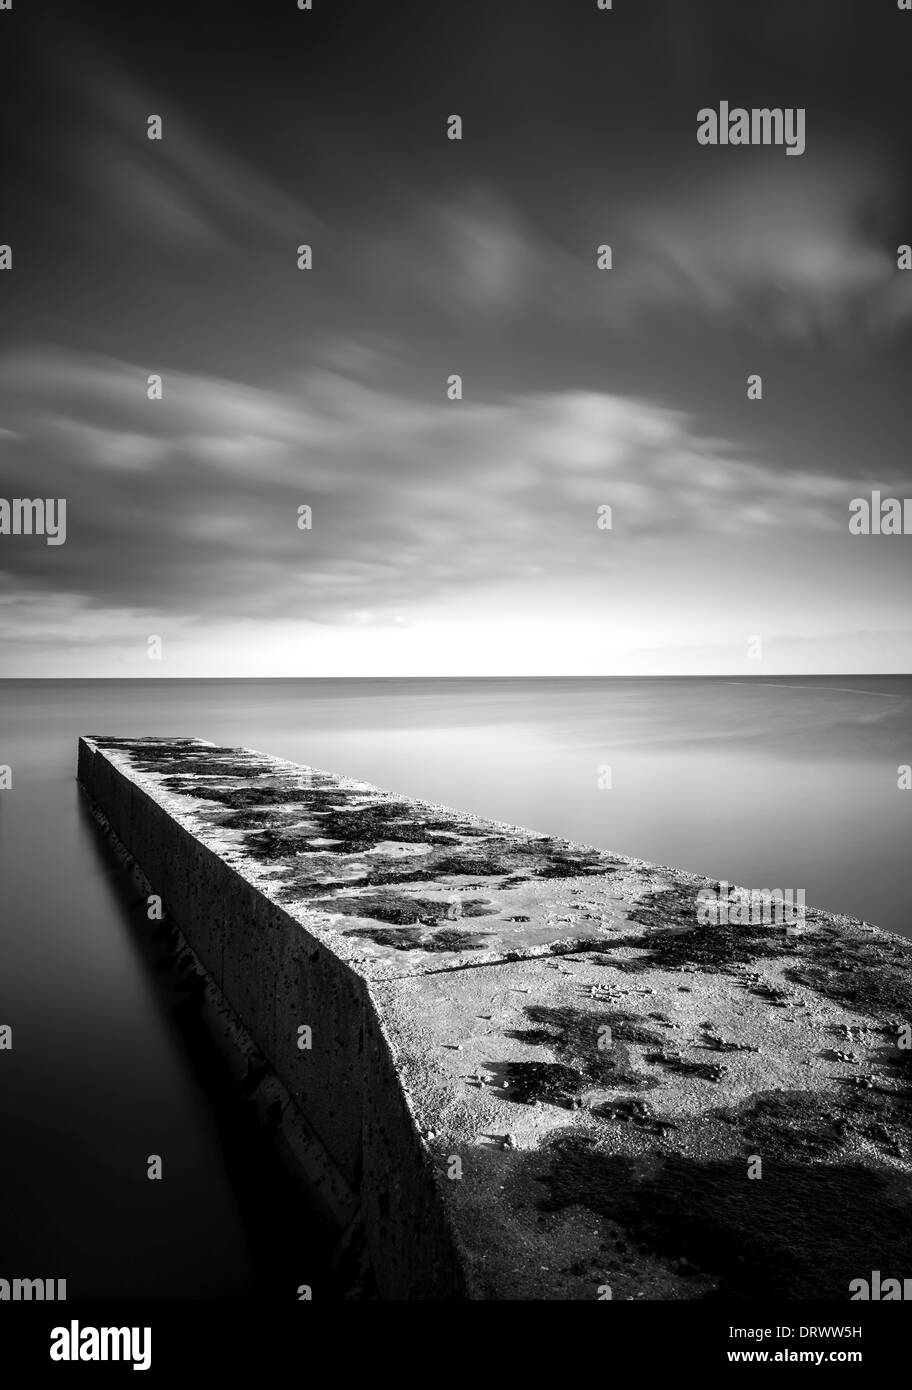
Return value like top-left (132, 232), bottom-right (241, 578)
top-left (1, 675), bottom-right (910, 1297)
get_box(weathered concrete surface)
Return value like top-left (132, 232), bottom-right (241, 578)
top-left (78, 735), bottom-right (912, 1300)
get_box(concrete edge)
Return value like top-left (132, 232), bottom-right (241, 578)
top-left (78, 736), bottom-right (473, 1299)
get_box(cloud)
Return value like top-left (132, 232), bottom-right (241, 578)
top-left (52, 41), bottom-right (317, 254)
top-left (338, 149), bottom-right (912, 346)
top-left (0, 346), bottom-right (870, 644)
top-left (614, 152), bottom-right (912, 338)
top-left (362, 189), bottom-right (539, 318)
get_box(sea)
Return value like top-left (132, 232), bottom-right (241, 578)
top-left (1, 675), bottom-right (910, 1297)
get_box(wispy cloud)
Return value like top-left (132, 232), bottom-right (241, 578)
top-left (613, 151), bottom-right (912, 338)
top-left (0, 346), bottom-right (867, 637)
top-left (341, 149), bottom-right (912, 346)
top-left (51, 40), bottom-right (317, 253)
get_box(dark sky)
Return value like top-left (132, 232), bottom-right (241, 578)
top-left (1, 0), bottom-right (911, 675)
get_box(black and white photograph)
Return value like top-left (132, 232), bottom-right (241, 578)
top-left (1, 0), bottom-right (911, 1364)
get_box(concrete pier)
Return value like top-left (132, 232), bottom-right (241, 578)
top-left (78, 735), bottom-right (912, 1300)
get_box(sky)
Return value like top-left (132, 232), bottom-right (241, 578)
top-left (1, 0), bottom-right (911, 677)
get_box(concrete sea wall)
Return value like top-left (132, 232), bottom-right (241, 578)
top-left (78, 735), bottom-right (912, 1300)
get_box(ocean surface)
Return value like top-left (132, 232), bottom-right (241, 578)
top-left (1, 675), bottom-right (910, 1298)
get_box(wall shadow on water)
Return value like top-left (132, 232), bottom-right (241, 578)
top-left (75, 788), bottom-right (345, 1302)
